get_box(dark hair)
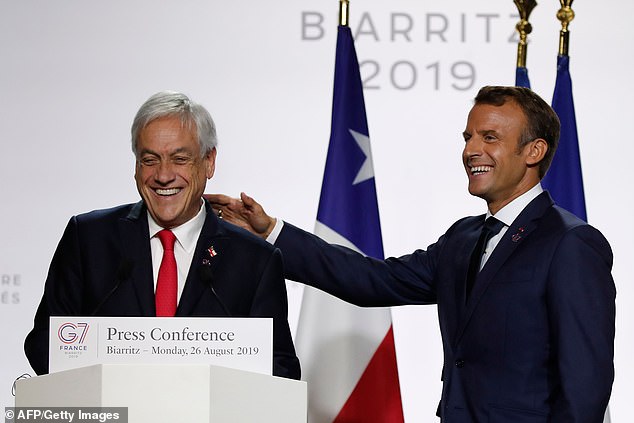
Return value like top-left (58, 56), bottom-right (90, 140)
top-left (474, 86), bottom-right (560, 178)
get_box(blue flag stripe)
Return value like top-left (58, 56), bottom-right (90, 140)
top-left (515, 66), bottom-right (531, 89)
top-left (316, 25), bottom-right (384, 259)
top-left (542, 54), bottom-right (587, 221)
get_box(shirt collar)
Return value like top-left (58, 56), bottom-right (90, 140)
top-left (487, 183), bottom-right (543, 227)
top-left (147, 200), bottom-right (206, 253)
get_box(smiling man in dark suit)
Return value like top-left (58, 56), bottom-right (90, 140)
top-left (209, 86), bottom-right (615, 422)
top-left (25, 91), bottom-right (300, 380)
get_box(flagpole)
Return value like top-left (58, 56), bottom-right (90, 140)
top-left (513, 0), bottom-right (537, 68)
top-left (557, 0), bottom-right (575, 56)
top-left (339, 0), bottom-right (349, 27)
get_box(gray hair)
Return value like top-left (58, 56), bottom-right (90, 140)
top-left (131, 91), bottom-right (217, 157)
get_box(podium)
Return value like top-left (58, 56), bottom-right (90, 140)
top-left (15, 364), bottom-right (307, 422)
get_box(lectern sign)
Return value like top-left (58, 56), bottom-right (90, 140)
top-left (49, 316), bottom-right (272, 375)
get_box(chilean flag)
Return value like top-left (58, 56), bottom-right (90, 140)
top-left (295, 25), bottom-right (405, 422)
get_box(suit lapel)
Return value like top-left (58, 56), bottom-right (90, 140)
top-left (177, 203), bottom-right (233, 316)
top-left (118, 201), bottom-right (155, 315)
top-left (454, 192), bottom-right (554, 344)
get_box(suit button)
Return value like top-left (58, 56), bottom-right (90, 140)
top-left (455, 359), bottom-right (465, 368)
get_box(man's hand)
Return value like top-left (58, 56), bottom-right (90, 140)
top-left (204, 192), bottom-right (275, 239)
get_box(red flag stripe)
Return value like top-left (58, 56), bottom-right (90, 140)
top-left (334, 326), bottom-right (404, 423)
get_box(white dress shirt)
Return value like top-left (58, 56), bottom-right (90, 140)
top-left (147, 201), bottom-right (206, 303)
top-left (480, 183), bottom-right (543, 269)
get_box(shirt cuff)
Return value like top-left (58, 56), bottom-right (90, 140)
top-left (266, 218), bottom-right (284, 244)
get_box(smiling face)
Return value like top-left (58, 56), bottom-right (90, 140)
top-left (134, 115), bottom-right (216, 228)
top-left (462, 100), bottom-right (546, 214)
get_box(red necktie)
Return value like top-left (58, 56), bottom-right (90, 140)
top-left (155, 229), bottom-right (177, 316)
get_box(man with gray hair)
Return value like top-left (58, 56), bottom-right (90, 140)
top-left (25, 91), bottom-right (300, 379)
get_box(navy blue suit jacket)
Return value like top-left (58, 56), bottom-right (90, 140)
top-left (25, 200), bottom-right (300, 380)
top-left (277, 192), bottom-right (614, 422)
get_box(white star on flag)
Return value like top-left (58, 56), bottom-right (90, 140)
top-left (350, 129), bottom-right (375, 185)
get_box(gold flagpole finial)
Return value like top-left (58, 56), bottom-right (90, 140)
top-left (339, 0), bottom-right (349, 27)
top-left (557, 0), bottom-right (575, 56)
top-left (513, 0), bottom-right (538, 68)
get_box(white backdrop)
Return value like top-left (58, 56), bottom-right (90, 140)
top-left (1, 1), bottom-right (632, 421)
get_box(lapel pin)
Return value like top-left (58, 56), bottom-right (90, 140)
top-left (511, 227), bottom-right (525, 242)
top-left (202, 245), bottom-right (218, 266)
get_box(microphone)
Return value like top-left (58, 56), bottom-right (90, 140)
top-left (90, 259), bottom-right (134, 315)
top-left (197, 266), bottom-right (232, 317)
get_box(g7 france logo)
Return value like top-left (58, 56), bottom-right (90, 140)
top-left (58, 322), bottom-right (89, 344)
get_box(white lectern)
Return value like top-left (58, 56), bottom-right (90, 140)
top-left (15, 364), bottom-right (306, 423)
